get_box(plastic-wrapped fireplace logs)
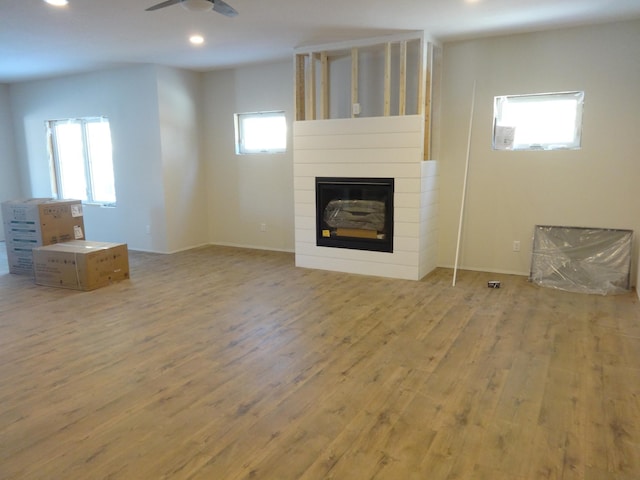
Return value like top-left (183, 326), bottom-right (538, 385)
top-left (323, 199), bottom-right (386, 232)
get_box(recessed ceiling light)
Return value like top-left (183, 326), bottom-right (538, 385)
top-left (189, 34), bottom-right (205, 46)
top-left (44, 0), bottom-right (69, 6)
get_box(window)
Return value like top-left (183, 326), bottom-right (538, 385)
top-left (493, 91), bottom-right (584, 151)
top-left (234, 111), bottom-right (287, 154)
top-left (48, 117), bottom-right (116, 205)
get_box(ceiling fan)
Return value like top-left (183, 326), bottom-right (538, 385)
top-left (146, 0), bottom-right (238, 17)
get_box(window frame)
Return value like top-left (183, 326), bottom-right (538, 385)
top-left (48, 116), bottom-right (116, 206)
top-left (234, 110), bottom-right (287, 155)
top-left (492, 91), bottom-right (585, 151)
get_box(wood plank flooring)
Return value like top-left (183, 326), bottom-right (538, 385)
top-left (0, 244), bottom-right (639, 479)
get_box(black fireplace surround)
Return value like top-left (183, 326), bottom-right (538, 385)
top-left (315, 177), bottom-right (394, 253)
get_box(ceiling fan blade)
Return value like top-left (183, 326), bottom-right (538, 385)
top-left (212, 0), bottom-right (238, 17)
top-left (146, 0), bottom-right (183, 11)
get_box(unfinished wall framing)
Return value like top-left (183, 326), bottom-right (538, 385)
top-left (293, 32), bottom-right (441, 281)
top-left (294, 32), bottom-right (441, 160)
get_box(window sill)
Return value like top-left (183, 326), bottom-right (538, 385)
top-left (83, 202), bottom-right (117, 208)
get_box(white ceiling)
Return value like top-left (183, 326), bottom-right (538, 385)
top-left (1, 0), bottom-right (639, 84)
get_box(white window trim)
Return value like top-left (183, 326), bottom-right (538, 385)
top-left (492, 91), bottom-right (585, 151)
top-left (48, 116), bottom-right (116, 206)
top-left (234, 111), bottom-right (287, 155)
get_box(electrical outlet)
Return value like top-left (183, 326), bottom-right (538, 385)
top-left (260, 223), bottom-right (267, 232)
top-left (513, 240), bottom-right (520, 252)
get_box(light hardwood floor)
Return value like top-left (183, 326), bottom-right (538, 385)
top-left (0, 244), bottom-right (639, 479)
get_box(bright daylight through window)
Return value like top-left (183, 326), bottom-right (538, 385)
top-left (48, 117), bottom-right (116, 205)
top-left (235, 111), bottom-right (287, 155)
top-left (493, 91), bottom-right (584, 151)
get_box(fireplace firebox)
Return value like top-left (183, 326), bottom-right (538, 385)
top-left (315, 177), bottom-right (394, 252)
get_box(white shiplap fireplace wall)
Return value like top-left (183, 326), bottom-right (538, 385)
top-left (294, 115), bottom-right (438, 280)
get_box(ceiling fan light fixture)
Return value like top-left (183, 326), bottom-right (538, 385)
top-left (43, 0), bottom-right (69, 6)
top-left (181, 0), bottom-right (212, 12)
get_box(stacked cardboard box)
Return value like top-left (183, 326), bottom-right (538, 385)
top-left (2, 198), bottom-right (85, 275)
top-left (2, 198), bottom-right (130, 291)
top-left (32, 240), bottom-right (129, 291)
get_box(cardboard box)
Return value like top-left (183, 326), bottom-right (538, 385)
top-left (32, 240), bottom-right (129, 291)
top-left (2, 198), bottom-right (85, 274)
top-left (5, 245), bottom-right (38, 275)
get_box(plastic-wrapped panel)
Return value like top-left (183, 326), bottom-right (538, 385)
top-left (529, 225), bottom-right (633, 295)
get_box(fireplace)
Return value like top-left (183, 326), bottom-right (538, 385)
top-left (315, 177), bottom-right (394, 252)
top-left (295, 116), bottom-right (437, 280)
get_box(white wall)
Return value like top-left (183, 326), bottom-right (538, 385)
top-left (7, 61), bottom-right (292, 255)
top-left (4, 19), bottom-right (639, 289)
top-left (8, 65), bottom-right (209, 254)
top-left (156, 67), bottom-right (208, 253)
top-left (438, 20), bottom-right (640, 283)
top-left (9, 65), bottom-right (168, 251)
top-left (202, 61), bottom-right (295, 252)
top-left (0, 84), bottom-right (22, 241)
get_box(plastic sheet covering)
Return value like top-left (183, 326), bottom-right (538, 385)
top-left (323, 200), bottom-right (385, 231)
top-left (529, 225), bottom-right (633, 295)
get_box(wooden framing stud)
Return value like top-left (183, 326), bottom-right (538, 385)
top-left (399, 40), bottom-right (407, 116)
top-left (307, 52), bottom-right (316, 120)
top-left (320, 51), bottom-right (329, 120)
top-left (384, 42), bottom-right (391, 116)
top-left (295, 54), bottom-right (306, 121)
top-left (423, 42), bottom-right (433, 160)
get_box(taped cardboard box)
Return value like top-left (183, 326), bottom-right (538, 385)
top-left (2, 198), bottom-right (85, 275)
top-left (5, 245), bottom-right (41, 276)
top-left (33, 240), bottom-right (129, 291)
